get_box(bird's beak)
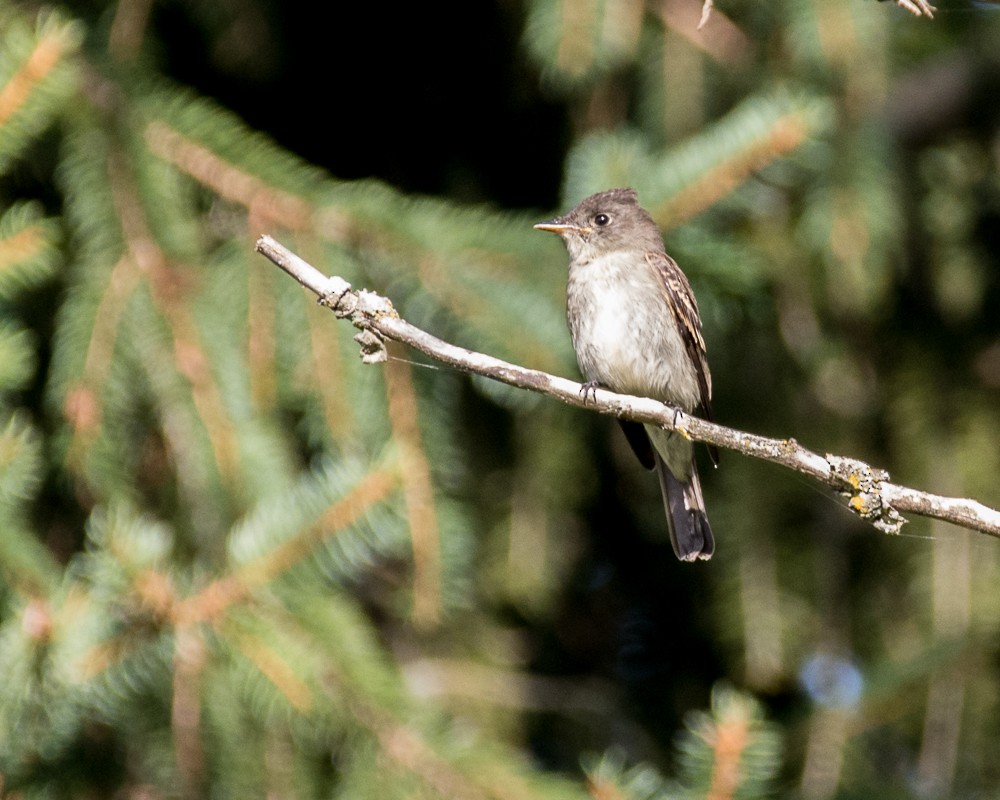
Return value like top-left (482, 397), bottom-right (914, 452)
top-left (534, 220), bottom-right (587, 235)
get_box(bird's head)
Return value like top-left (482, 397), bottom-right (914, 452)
top-left (534, 188), bottom-right (662, 263)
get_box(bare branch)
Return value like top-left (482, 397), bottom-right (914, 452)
top-left (878, 0), bottom-right (936, 17)
top-left (698, 0), bottom-right (715, 30)
top-left (895, 0), bottom-right (935, 17)
top-left (255, 235), bottom-right (1000, 540)
top-left (700, 0), bottom-right (935, 29)
top-left (698, 0), bottom-right (713, 30)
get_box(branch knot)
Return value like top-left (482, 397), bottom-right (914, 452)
top-left (317, 282), bottom-right (398, 363)
top-left (827, 455), bottom-right (907, 535)
top-left (318, 276), bottom-right (357, 317)
top-left (354, 329), bottom-right (388, 364)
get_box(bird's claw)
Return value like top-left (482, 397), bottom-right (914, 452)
top-left (580, 381), bottom-right (601, 403)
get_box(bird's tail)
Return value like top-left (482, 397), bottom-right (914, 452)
top-left (655, 453), bottom-right (714, 561)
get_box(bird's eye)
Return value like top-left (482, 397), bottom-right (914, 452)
top-left (594, 213), bottom-right (611, 226)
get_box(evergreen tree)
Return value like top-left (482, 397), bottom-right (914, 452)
top-left (0, 1), bottom-right (998, 797)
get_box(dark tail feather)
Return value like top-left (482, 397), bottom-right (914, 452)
top-left (655, 453), bottom-right (714, 562)
top-left (617, 419), bottom-right (656, 470)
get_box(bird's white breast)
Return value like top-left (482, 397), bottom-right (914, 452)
top-left (566, 250), bottom-right (700, 410)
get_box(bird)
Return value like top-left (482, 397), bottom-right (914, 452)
top-left (535, 188), bottom-right (717, 561)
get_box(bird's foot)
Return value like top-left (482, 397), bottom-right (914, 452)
top-left (580, 380), bottom-right (601, 403)
top-left (666, 405), bottom-right (692, 441)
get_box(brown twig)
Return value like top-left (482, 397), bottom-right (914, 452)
top-left (255, 235), bottom-right (1000, 540)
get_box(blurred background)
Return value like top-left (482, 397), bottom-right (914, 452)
top-left (0, 0), bottom-right (999, 797)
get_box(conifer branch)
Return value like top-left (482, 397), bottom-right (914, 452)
top-left (174, 466), bottom-right (398, 627)
top-left (0, 222), bottom-right (45, 269)
top-left (338, 677), bottom-right (557, 800)
top-left (108, 0), bottom-right (154, 62)
top-left (256, 236), bottom-right (1000, 541)
top-left (383, 345), bottom-right (442, 629)
top-left (64, 255), bottom-right (138, 462)
top-left (144, 121), bottom-right (313, 230)
top-left (106, 148), bottom-right (238, 482)
top-left (651, 109), bottom-right (813, 229)
top-left (0, 26), bottom-right (70, 125)
top-left (704, 703), bottom-right (750, 800)
top-left (172, 626), bottom-right (207, 796)
top-left (222, 625), bottom-right (313, 711)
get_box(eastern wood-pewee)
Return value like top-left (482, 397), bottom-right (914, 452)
top-left (535, 188), bottom-right (718, 561)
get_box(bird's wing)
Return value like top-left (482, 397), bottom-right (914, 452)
top-left (645, 250), bottom-right (718, 465)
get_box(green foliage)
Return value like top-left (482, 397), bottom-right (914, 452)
top-left (0, 201), bottom-right (61, 298)
top-left (675, 686), bottom-right (782, 799)
top-left (582, 687), bottom-right (781, 800)
top-left (0, 5), bottom-right (80, 173)
top-left (0, 414), bottom-right (58, 592)
top-left (584, 751), bottom-right (678, 800)
top-left (524, 0), bottom-right (645, 89)
top-left (563, 89), bottom-right (833, 221)
top-left (0, 321), bottom-right (36, 392)
top-left (0, 0), bottom-right (997, 797)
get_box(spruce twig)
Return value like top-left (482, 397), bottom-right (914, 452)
top-left (256, 235), bottom-right (1000, 541)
